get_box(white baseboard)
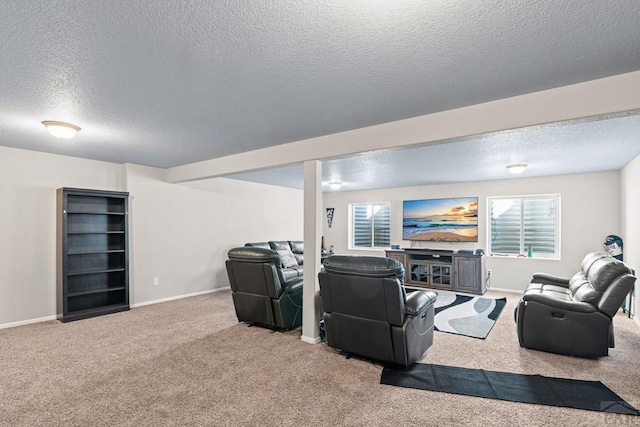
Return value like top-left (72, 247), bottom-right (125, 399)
top-left (301, 335), bottom-right (321, 344)
top-left (634, 316), bottom-right (640, 329)
top-left (0, 315), bottom-right (57, 330)
top-left (131, 286), bottom-right (230, 308)
top-left (0, 287), bottom-right (231, 330)
top-left (485, 287), bottom-right (523, 294)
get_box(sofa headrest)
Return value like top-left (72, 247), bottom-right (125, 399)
top-left (573, 256), bottom-right (633, 305)
top-left (229, 247), bottom-right (279, 264)
top-left (288, 241), bottom-right (304, 254)
top-left (580, 252), bottom-right (609, 275)
top-left (587, 257), bottom-right (633, 291)
top-left (322, 255), bottom-right (404, 280)
top-left (268, 241), bottom-right (291, 251)
top-left (244, 242), bottom-right (270, 249)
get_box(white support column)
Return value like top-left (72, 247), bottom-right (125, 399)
top-left (301, 160), bottom-right (322, 343)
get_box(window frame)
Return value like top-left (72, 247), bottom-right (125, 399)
top-left (487, 194), bottom-right (561, 260)
top-left (348, 202), bottom-right (391, 250)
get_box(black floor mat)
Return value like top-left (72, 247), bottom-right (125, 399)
top-left (381, 363), bottom-right (639, 415)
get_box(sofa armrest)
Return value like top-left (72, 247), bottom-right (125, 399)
top-left (522, 292), bottom-right (596, 313)
top-left (282, 277), bottom-right (303, 294)
top-left (530, 272), bottom-right (570, 287)
top-left (405, 290), bottom-right (437, 316)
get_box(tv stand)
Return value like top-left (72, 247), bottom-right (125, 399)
top-left (385, 248), bottom-right (486, 295)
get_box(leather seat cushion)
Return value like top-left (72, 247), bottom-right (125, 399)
top-left (281, 268), bottom-right (299, 283)
top-left (523, 286), bottom-right (572, 302)
top-left (527, 283), bottom-right (571, 295)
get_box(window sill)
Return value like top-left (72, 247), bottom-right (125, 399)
top-left (348, 247), bottom-right (388, 252)
top-left (488, 254), bottom-right (560, 261)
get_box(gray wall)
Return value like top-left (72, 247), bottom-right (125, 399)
top-left (621, 153), bottom-right (640, 323)
top-left (0, 147), bottom-right (303, 327)
top-left (322, 171), bottom-right (620, 292)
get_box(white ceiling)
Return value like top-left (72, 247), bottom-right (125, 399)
top-left (1, 1), bottom-right (640, 183)
top-left (226, 113), bottom-right (640, 191)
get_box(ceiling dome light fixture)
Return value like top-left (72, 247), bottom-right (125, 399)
top-left (506, 163), bottom-right (527, 174)
top-left (42, 121), bottom-right (81, 139)
top-left (329, 181), bottom-right (342, 190)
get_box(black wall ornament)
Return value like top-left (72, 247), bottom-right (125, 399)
top-left (326, 208), bottom-right (335, 228)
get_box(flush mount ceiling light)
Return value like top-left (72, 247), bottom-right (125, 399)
top-left (506, 163), bottom-right (527, 174)
top-left (329, 181), bottom-right (342, 190)
top-left (42, 121), bottom-right (81, 139)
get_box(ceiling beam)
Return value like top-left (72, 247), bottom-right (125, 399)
top-left (166, 70), bottom-right (640, 183)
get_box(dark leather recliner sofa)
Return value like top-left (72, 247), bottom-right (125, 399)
top-left (515, 252), bottom-right (636, 357)
top-left (245, 241), bottom-right (304, 282)
top-left (319, 255), bottom-right (437, 366)
top-left (226, 246), bottom-right (303, 330)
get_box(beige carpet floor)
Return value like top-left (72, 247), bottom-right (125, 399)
top-left (1, 290), bottom-right (639, 426)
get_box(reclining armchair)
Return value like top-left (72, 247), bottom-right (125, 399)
top-left (319, 255), bottom-right (437, 366)
top-left (226, 247), bottom-right (303, 330)
top-left (515, 252), bottom-right (636, 357)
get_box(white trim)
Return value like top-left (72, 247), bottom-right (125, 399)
top-left (301, 334), bottom-right (321, 344)
top-left (0, 287), bottom-right (232, 330)
top-left (131, 287), bottom-right (230, 308)
top-left (0, 315), bottom-right (57, 330)
top-left (405, 285), bottom-right (523, 295)
top-left (486, 287), bottom-right (523, 294)
top-left (634, 316), bottom-right (640, 329)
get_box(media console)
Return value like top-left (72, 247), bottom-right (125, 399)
top-left (385, 248), bottom-right (486, 295)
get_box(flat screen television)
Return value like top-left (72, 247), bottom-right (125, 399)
top-left (402, 197), bottom-right (478, 242)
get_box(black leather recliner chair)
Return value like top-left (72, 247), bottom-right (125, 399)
top-left (319, 255), bottom-right (437, 366)
top-left (226, 247), bottom-right (303, 330)
top-left (515, 252), bottom-right (636, 357)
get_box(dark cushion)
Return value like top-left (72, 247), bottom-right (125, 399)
top-left (580, 252), bottom-right (609, 275)
top-left (281, 277), bottom-right (303, 293)
top-left (570, 257), bottom-right (632, 304)
top-left (322, 255), bottom-right (404, 281)
top-left (229, 247), bottom-right (278, 264)
top-left (289, 241), bottom-right (304, 265)
top-left (268, 241), bottom-right (291, 251)
top-left (587, 258), bottom-right (632, 291)
top-left (281, 268), bottom-right (300, 283)
top-left (288, 240), bottom-right (304, 254)
top-left (289, 265), bottom-right (304, 276)
top-left (244, 242), bottom-right (271, 249)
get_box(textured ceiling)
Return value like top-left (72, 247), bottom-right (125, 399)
top-left (225, 113), bottom-right (640, 191)
top-left (1, 1), bottom-right (640, 168)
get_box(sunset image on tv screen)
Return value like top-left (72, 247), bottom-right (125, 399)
top-left (402, 197), bottom-right (478, 242)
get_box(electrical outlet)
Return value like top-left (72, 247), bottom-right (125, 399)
top-left (153, 277), bottom-right (159, 286)
top-left (487, 269), bottom-right (492, 277)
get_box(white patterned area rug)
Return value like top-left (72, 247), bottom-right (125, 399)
top-left (433, 293), bottom-right (506, 339)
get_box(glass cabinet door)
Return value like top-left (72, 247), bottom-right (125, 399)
top-left (430, 265), bottom-right (451, 286)
top-left (409, 263), bottom-right (429, 284)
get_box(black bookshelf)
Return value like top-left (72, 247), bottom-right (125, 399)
top-left (57, 188), bottom-right (130, 322)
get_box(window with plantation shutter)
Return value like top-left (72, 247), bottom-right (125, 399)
top-left (489, 195), bottom-right (560, 259)
top-left (351, 203), bottom-right (391, 249)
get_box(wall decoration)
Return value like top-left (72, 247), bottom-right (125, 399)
top-left (326, 208), bottom-right (335, 228)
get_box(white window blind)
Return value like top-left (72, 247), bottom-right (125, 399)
top-left (351, 203), bottom-right (391, 248)
top-left (489, 195), bottom-right (559, 258)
